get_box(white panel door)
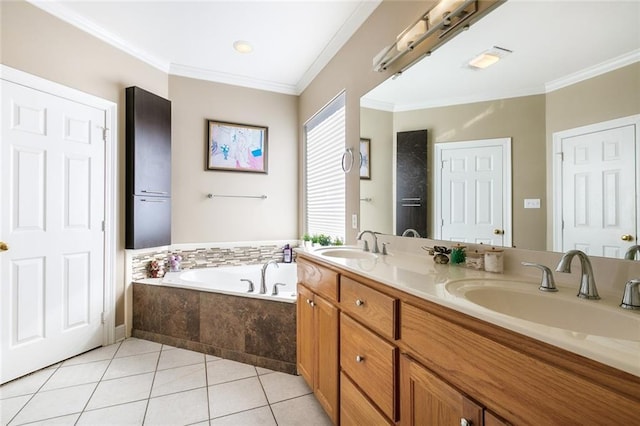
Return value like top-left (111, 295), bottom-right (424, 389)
top-left (560, 124), bottom-right (636, 258)
top-left (437, 139), bottom-right (511, 246)
top-left (1, 80), bottom-right (105, 384)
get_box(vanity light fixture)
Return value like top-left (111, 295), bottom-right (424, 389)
top-left (233, 40), bottom-right (253, 54)
top-left (468, 46), bottom-right (512, 69)
top-left (373, 0), bottom-right (480, 72)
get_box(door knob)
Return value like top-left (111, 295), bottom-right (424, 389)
top-left (493, 229), bottom-right (504, 235)
top-left (0, 242), bottom-right (8, 252)
top-left (621, 234), bottom-right (634, 241)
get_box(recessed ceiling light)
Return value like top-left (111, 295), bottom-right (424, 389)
top-left (468, 46), bottom-right (512, 69)
top-left (233, 40), bottom-right (253, 54)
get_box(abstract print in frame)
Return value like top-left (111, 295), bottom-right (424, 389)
top-left (207, 120), bottom-right (268, 173)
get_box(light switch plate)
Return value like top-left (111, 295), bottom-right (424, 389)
top-left (352, 214), bottom-right (358, 229)
top-left (524, 198), bottom-right (541, 209)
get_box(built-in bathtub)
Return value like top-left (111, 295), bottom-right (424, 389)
top-left (132, 263), bottom-right (298, 374)
top-left (162, 263), bottom-right (297, 302)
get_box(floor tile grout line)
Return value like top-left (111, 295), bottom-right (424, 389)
top-left (256, 368), bottom-right (279, 425)
top-left (203, 352), bottom-right (212, 425)
top-left (74, 340), bottom-right (123, 426)
top-left (139, 345), bottom-right (163, 425)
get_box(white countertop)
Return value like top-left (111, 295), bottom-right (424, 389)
top-left (296, 247), bottom-right (640, 378)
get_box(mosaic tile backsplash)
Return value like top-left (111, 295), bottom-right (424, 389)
top-left (131, 244), bottom-right (298, 281)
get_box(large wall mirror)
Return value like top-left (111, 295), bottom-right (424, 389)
top-left (360, 0), bottom-right (640, 257)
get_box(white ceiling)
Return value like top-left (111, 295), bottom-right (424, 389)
top-left (362, 0), bottom-right (640, 111)
top-left (29, 0), bottom-right (381, 95)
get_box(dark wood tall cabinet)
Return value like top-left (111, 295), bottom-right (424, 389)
top-left (125, 86), bottom-right (172, 249)
top-left (396, 129), bottom-right (428, 237)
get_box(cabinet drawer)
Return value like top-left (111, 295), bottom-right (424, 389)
top-left (340, 372), bottom-right (392, 426)
top-left (340, 313), bottom-right (397, 420)
top-left (297, 258), bottom-right (339, 303)
top-left (340, 276), bottom-right (397, 340)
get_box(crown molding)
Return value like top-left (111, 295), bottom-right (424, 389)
top-left (170, 64), bottom-right (298, 95)
top-left (545, 49), bottom-right (640, 93)
top-left (360, 97), bottom-right (396, 112)
top-left (296, 0), bottom-right (382, 94)
top-left (27, 0), bottom-right (170, 73)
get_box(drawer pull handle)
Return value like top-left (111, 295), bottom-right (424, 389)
top-left (355, 299), bottom-right (365, 307)
top-left (355, 355), bottom-right (364, 363)
top-left (460, 418), bottom-right (471, 426)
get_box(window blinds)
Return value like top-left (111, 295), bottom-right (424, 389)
top-left (305, 93), bottom-right (346, 241)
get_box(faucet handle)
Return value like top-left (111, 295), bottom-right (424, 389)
top-left (241, 278), bottom-right (254, 293)
top-left (381, 242), bottom-right (390, 255)
top-left (620, 278), bottom-right (640, 310)
top-left (271, 282), bottom-right (286, 296)
top-left (362, 240), bottom-right (370, 252)
top-left (521, 262), bottom-right (558, 292)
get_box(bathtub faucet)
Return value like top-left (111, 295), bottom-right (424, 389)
top-left (261, 260), bottom-right (279, 294)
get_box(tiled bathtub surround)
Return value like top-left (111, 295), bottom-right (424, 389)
top-left (133, 283), bottom-right (297, 374)
top-left (130, 242), bottom-right (298, 280)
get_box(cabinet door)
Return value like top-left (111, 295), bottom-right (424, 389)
top-left (126, 195), bottom-right (171, 249)
top-left (314, 294), bottom-right (339, 425)
top-left (400, 355), bottom-right (482, 426)
top-left (296, 285), bottom-right (315, 388)
top-left (126, 86), bottom-right (171, 196)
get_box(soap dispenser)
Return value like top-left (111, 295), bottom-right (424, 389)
top-left (283, 244), bottom-right (293, 263)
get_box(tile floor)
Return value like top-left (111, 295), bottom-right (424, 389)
top-left (0, 338), bottom-right (332, 426)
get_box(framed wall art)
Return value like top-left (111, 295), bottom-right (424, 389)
top-left (360, 138), bottom-right (371, 179)
top-left (207, 120), bottom-right (268, 173)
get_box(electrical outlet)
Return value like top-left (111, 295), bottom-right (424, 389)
top-left (524, 198), bottom-right (541, 209)
top-left (352, 214), bottom-right (358, 229)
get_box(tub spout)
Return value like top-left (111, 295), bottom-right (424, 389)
top-left (261, 260), bottom-right (279, 294)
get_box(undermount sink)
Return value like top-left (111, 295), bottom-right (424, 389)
top-left (314, 246), bottom-right (377, 260)
top-left (446, 279), bottom-right (640, 341)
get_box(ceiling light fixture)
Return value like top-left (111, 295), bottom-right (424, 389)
top-left (468, 46), bottom-right (512, 69)
top-left (373, 0), bottom-right (480, 72)
top-left (233, 40), bottom-right (253, 54)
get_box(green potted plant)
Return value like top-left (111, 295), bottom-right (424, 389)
top-left (302, 233), bottom-right (312, 248)
top-left (317, 234), bottom-right (332, 246)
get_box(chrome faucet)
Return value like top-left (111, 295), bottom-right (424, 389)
top-left (357, 230), bottom-right (380, 253)
top-left (401, 228), bottom-right (421, 238)
top-left (555, 250), bottom-right (600, 300)
top-left (260, 260), bottom-right (279, 294)
top-left (624, 245), bottom-right (640, 260)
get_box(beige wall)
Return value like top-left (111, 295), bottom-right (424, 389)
top-left (169, 76), bottom-right (298, 243)
top-left (360, 108), bottom-right (393, 234)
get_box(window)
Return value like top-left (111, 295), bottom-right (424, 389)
top-left (305, 92), bottom-right (346, 242)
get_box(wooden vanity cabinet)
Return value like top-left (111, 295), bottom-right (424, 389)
top-left (295, 254), bottom-right (640, 425)
top-left (296, 258), bottom-right (340, 424)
